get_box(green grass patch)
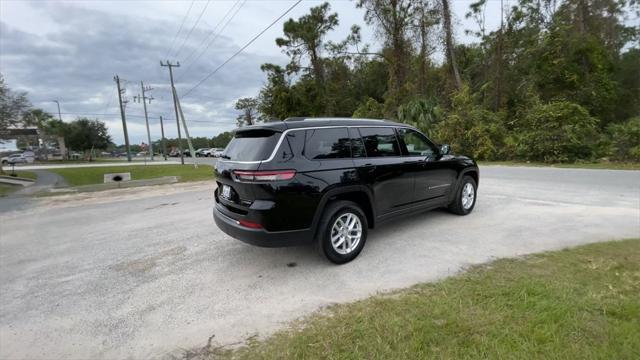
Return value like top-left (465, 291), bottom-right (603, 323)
top-left (49, 165), bottom-right (214, 186)
top-left (0, 183), bottom-right (22, 197)
top-left (14, 171), bottom-right (38, 180)
top-left (211, 239), bottom-right (640, 359)
top-left (479, 160), bottom-right (640, 170)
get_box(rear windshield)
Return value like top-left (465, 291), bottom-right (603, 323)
top-left (223, 129), bottom-right (281, 162)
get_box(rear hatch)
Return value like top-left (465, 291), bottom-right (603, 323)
top-left (215, 129), bottom-right (283, 212)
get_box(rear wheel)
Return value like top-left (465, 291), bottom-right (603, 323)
top-left (448, 176), bottom-right (477, 215)
top-left (317, 201), bottom-right (368, 264)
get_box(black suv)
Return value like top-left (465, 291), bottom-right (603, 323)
top-left (214, 118), bottom-right (479, 264)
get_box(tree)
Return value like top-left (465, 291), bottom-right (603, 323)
top-left (357, 0), bottom-right (416, 112)
top-left (235, 97), bottom-right (260, 127)
top-left (0, 75), bottom-right (31, 131)
top-left (276, 2), bottom-right (339, 84)
top-left (211, 131), bottom-right (233, 148)
top-left (257, 64), bottom-right (296, 120)
top-left (65, 118), bottom-right (112, 152)
top-left (22, 108), bottom-right (54, 129)
top-left (440, 0), bottom-right (463, 90)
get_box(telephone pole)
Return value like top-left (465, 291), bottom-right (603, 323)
top-left (159, 116), bottom-right (167, 160)
top-left (134, 81), bottom-right (154, 160)
top-left (160, 60), bottom-right (184, 165)
top-left (114, 75), bottom-right (131, 162)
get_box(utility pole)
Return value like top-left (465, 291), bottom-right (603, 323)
top-left (159, 116), bottom-right (167, 160)
top-left (134, 81), bottom-right (154, 160)
top-left (160, 60), bottom-right (184, 165)
top-left (174, 87), bottom-right (198, 168)
top-left (114, 75), bottom-right (132, 162)
top-left (52, 100), bottom-right (62, 121)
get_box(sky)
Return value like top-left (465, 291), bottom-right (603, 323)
top-left (0, 0), bottom-right (505, 145)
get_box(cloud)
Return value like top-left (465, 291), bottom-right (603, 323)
top-left (0, 2), bottom-right (283, 144)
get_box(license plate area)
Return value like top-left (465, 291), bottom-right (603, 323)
top-left (221, 185), bottom-right (232, 199)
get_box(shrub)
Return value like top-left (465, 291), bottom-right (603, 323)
top-left (436, 87), bottom-right (509, 160)
top-left (396, 98), bottom-right (442, 138)
top-left (352, 97), bottom-right (385, 119)
top-left (606, 117), bottom-right (640, 162)
top-left (515, 101), bottom-right (600, 162)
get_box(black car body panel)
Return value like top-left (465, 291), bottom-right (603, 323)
top-left (213, 118), bottom-right (479, 247)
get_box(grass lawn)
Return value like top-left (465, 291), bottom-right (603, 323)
top-left (14, 171), bottom-right (38, 180)
top-left (479, 160), bottom-right (640, 170)
top-left (210, 239), bottom-right (640, 359)
top-left (0, 183), bottom-right (22, 197)
top-left (49, 164), bottom-right (214, 186)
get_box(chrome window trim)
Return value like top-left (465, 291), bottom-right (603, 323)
top-left (218, 125), bottom-right (418, 165)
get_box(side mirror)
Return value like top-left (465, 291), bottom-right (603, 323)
top-left (440, 144), bottom-right (451, 155)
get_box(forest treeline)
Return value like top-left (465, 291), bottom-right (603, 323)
top-left (234, 0), bottom-right (639, 163)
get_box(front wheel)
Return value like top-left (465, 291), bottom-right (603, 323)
top-left (317, 201), bottom-right (368, 264)
top-left (448, 176), bottom-right (477, 215)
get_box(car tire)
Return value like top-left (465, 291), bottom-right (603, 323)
top-left (448, 175), bottom-right (477, 215)
top-left (316, 200), bottom-right (368, 264)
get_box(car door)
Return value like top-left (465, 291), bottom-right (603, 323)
top-left (351, 127), bottom-right (414, 215)
top-left (396, 128), bottom-right (457, 202)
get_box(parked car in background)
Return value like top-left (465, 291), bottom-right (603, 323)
top-left (169, 149), bottom-right (181, 157)
top-left (195, 148), bottom-right (210, 157)
top-left (1, 152), bottom-right (35, 165)
top-left (212, 148), bottom-right (224, 158)
top-left (213, 118), bottom-right (479, 264)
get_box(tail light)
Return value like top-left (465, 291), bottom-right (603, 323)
top-left (232, 170), bottom-right (296, 182)
top-left (238, 219), bottom-right (263, 229)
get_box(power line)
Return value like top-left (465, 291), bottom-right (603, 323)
top-left (102, 83), bottom-right (117, 118)
top-left (181, 0), bottom-right (303, 99)
top-left (173, 0), bottom-right (212, 59)
top-left (165, 0), bottom-right (196, 59)
top-left (179, 0), bottom-right (246, 79)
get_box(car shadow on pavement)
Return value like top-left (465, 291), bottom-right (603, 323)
top-left (217, 208), bottom-right (455, 269)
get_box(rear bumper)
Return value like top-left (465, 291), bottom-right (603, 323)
top-left (213, 205), bottom-right (312, 247)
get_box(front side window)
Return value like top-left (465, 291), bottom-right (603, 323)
top-left (303, 128), bottom-right (351, 160)
top-left (397, 128), bottom-right (437, 157)
top-left (358, 127), bottom-right (401, 157)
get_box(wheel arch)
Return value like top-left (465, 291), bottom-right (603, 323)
top-left (311, 186), bottom-right (376, 240)
top-left (448, 166), bottom-right (480, 204)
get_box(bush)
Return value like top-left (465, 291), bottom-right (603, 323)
top-left (436, 87), bottom-right (509, 160)
top-left (606, 117), bottom-right (640, 162)
top-left (514, 101), bottom-right (600, 162)
top-left (396, 99), bottom-right (442, 138)
top-left (352, 97), bottom-right (385, 119)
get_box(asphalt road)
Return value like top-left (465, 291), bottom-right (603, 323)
top-left (0, 166), bottom-right (638, 359)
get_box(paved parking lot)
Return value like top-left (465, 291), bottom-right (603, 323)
top-left (0, 166), bottom-right (638, 359)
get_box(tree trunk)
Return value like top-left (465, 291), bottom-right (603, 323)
top-left (442, 0), bottom-right (462, 90)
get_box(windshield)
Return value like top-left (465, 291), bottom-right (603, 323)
top-left (223, 129), bottom-right (281, 162)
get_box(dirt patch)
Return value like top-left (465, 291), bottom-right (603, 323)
top-left (111, 246), bottom-right (187, 275)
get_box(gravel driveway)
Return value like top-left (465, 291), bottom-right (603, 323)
top-left (0, 166), bottom-right (638, 359)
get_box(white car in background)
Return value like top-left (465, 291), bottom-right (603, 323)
top-left (195, 148), bottom-right (211, 157)
top-left (212, 148), bottom-right (225, 158)
top-left (1, 152), bottom-right (35, 165)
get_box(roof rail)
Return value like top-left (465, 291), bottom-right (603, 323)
top-left (283, 117), bottom-right (307, 122)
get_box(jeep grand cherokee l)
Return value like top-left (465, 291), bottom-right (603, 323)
top-left (214, 118), bottom-right (479, 264)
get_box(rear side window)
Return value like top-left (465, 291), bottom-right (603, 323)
top-left (303, 128), bottom-right (351, 160)
top-left (223, 130), bottom-right (281, 161)
top-left (358, 127), bottom-right (401, 157)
